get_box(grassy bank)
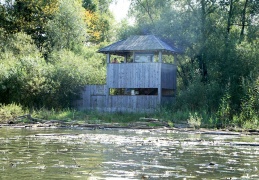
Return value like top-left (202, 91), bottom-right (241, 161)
top-left (0, 103), bottom-right (258, 130)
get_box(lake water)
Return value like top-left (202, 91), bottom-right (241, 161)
top-left (0, 127), bottom-right (258, 179)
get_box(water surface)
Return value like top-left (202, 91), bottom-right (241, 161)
top-left (0, 127), bottom-right (258, 179)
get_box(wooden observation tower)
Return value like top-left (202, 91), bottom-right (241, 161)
top-left (76, 35), bottom-right (181, 112)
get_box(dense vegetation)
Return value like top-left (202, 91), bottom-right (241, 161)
top-left (0, 0), bottom-right (108, 109)
top-left (0, 0), bottom-right (258, 129)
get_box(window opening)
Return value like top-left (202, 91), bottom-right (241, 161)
top-left (134, 53), bottom-right (154, 63)
top-left (109, 88), bottom-right (158, 95)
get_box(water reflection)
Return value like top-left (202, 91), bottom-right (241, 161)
top-left (0, 127), bottom-right (258, 179)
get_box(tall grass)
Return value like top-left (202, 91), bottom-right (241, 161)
top-left (0, 103), bottom-right (258, 130)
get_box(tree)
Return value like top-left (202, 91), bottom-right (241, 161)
top-left (0, 32), bottom-right (51, 107)
top-left (127, 0), bottom-right (259, 125)
top-left (0, 0), bottom-right (109, 109)
top-left (82, 0), bottom-right (113, 43)
top-left (45, 0), bottom-right (87, 53)
top-left (0, 0), bottom-right (59, 49)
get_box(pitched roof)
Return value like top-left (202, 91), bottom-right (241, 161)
top-left (98, 35), bottom-right (180, 55)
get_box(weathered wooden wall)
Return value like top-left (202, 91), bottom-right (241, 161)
top-left (75, 85), bottom-right (158, 112)
top-left (108, 95), bottom-right (158, 112)
top-left (75, 63), bottom-right (177, 112)
top-left (107, 63), bottom-right (161, 88)
top-left (107, 63), bottom-right (176, 89)
top-left (161, 64), bottom-right (177, 89)
top-left (75, 85), bottom-right (106, 110)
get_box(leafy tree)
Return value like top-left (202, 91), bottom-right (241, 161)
top-left (127, 0), bottom-right (259, 126)
top-left (0, 31), bottom-right (106, 108)
top-left (129, 0), bottom-right (170, 26)
top-left (47, 47), bottom-right (106, 108)
top-left (45, 0), bottom-right (87, 53)
top-left (0, 32), bottom-right (51, 107)
top-left (0, 0), bottom-right (59, 49)
top-left (82, 0), bottom-right (113, 43)
top-left (0, 0), bottom-right (110, 109)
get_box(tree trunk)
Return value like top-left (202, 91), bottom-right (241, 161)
top-left (226, 0), bottom-right (234, 48)
top-left (240, 0), bottom-right (249, 42)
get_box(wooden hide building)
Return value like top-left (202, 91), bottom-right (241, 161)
top-left (76, 35), bottom-right (181, 112)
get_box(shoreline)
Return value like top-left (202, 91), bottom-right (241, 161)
top-left (1, 121), bottom-right (259, 136)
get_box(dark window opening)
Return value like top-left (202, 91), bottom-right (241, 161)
top-left (110, 88), bottom-right (158, 95)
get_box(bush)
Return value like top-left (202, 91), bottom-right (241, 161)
top-left (0, 104), bottom-right (26, 123)
top-left (187, 112), bottom-right (202, 129)
top-left (239, 75), bottom-right (259, 129)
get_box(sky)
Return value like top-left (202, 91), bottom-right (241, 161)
top-left (109, 0), bottom-right (135, 25)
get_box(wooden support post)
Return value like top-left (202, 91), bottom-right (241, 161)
top-left (158, 63), bottom-right (162, 106)
top-left (173, 54), bottom-right (178, 65)
top-left (159, 51), bottom-right (162, 63)
top-left (106, 53), bottom-right (110, 110)
top-left (158, 51), bottom-right (162, 107)
top-left (106, 53), bottom-right (110, 63)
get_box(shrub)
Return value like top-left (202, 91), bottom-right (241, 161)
top-left (0, 103), bottom-right (26, 123)
top-left (187, 112), bottom-right (202, 129)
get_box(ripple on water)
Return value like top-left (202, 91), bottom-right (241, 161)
top-left (0, 128), bottom-right (258, 179)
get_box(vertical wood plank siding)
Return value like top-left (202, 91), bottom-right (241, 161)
top-left (75, 63), bottom-right (177, 112)
top-left (107, 63), bottom-right (161, 88)
top-left (108, 63), bottom-right (176, 89)
top-left (76, 85), bottom-right (106, 110)
top-left (161, 64), bottom-right (177, 89)
top-left (108, 95), bottom-right (158, 112)
top-left (76, 85), bottom-right (158, 112)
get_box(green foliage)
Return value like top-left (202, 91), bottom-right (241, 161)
top-left (82, 0), bottom-right (96, 11)
top-left (0, 0), bottom-right (59, 49)
top-left (46, 48), bottom-right (105, 108)
top-left (239, 75), bottom-right (259, 128)
top-left (0, 32), bottom-right (51, 107)
top-left (115, 20), bottom-right (141, 40)
top-left (45, 0), bottom-right (87, 52)
top-left (0, 0), bottom-right (109, 110)
top-left (32, 108), bottom-right (78, 121)
top-left (174, 71), bottom-right (222, 113)
top-left (127, 0), bottom-right (259, 129)
top-left (0, 103), bottom-right (26, 123)
top-left (217, 91), bottom-right (231, 128)
top-left (187, 112), bottom-right (202, 129)
top-left (0, 30), bottom-right (106, 109)
top-left (82, 0), bottom-right (114, 43)
top-left (0, 0), bottom-right (258, 130)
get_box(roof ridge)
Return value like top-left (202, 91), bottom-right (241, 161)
top-left (98, 35), bottom-right (181, 54)
top-left (152, 35), bottom-right (164, 49)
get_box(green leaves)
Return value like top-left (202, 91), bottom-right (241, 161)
top-left (46, 0), bottom-right (87, 52)
top-left (127, 0), bottom-right (258, 126)
top-left (0, 0), bottom-right (110, 109)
